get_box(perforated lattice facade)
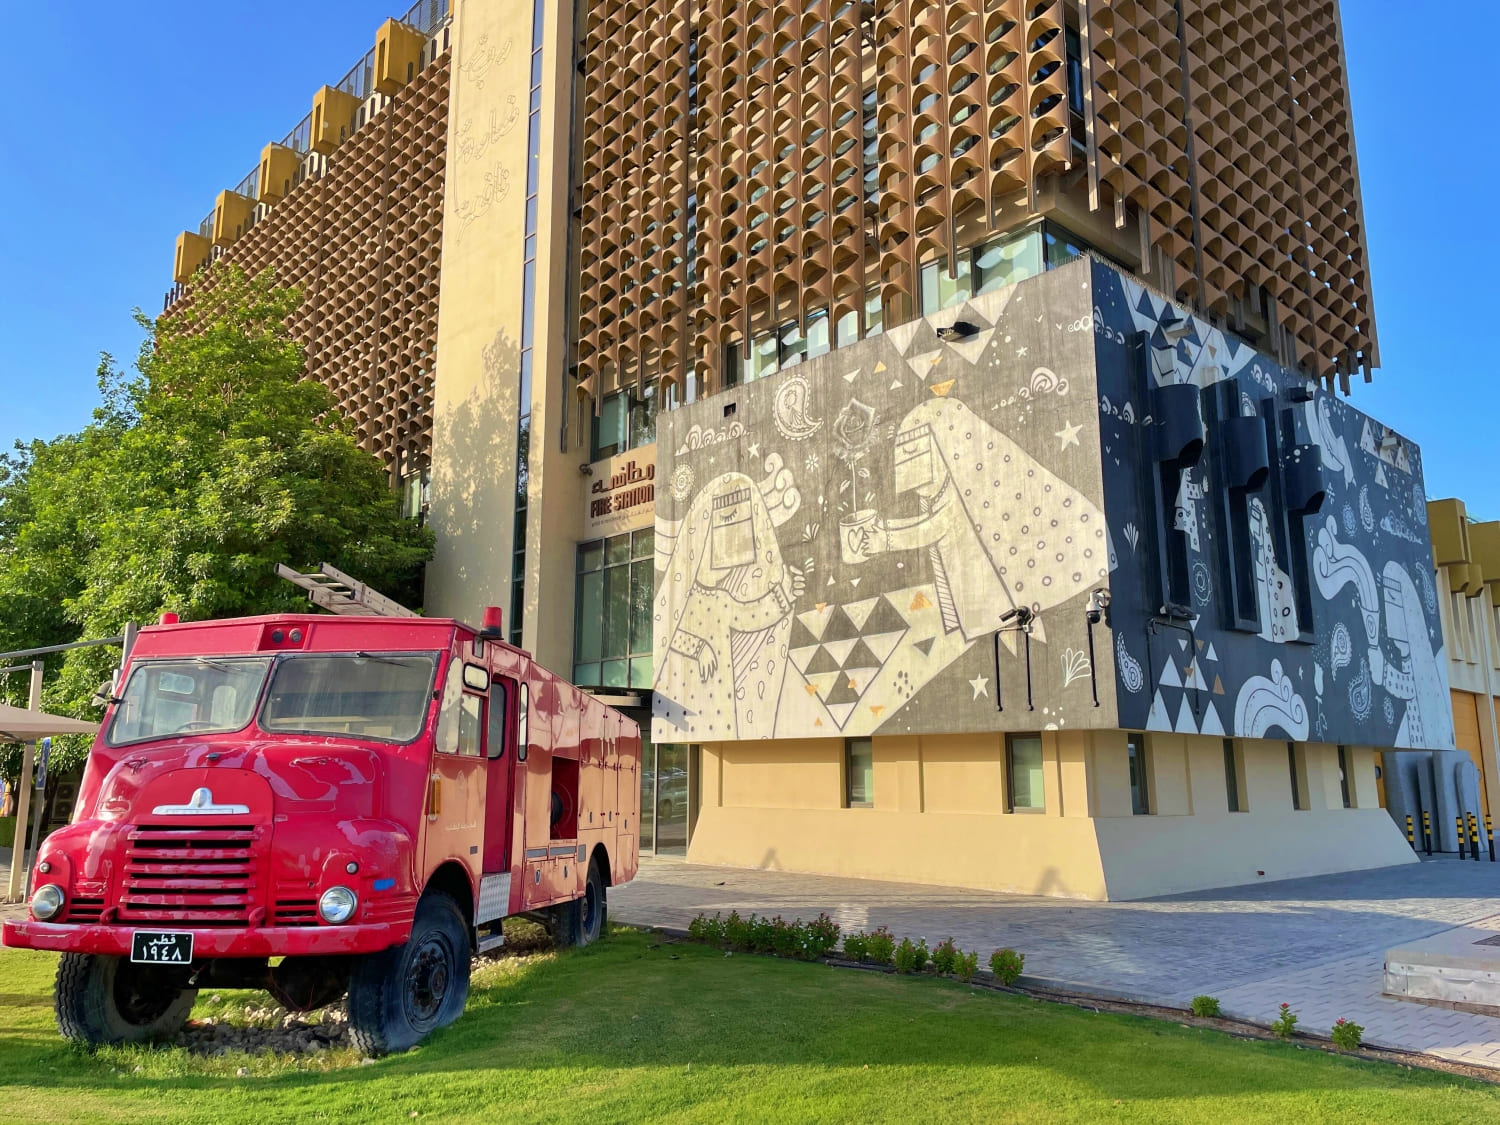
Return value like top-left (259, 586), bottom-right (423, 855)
top-left (1086, 0), bottom-right (1374, 381)
top-left (170, 56), bottom-right (450, 471)
top-left (575, 0), bottom-right (1375, 395)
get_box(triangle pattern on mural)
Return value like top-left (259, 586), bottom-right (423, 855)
top-left (908, 350), bottom-right (943, 380)
top-left (886, 321), bottom-right (921, 356)
top-left (787, 596), bottom-right (911, 731)
top-left (1199, 702), bottom-right (1226, 737)
top-left (1175, 697), bottom-right (1198, 735)
top-left (941, 327), bottom-right (995, 366)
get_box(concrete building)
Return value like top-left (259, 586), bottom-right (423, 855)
top-left (165, 0), bottom-right (1450, 899)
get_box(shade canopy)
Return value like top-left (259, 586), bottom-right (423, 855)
top-left (0, 703), bottom-right (98, 743)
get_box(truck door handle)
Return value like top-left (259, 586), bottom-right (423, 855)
top-left (427, 774), bottom-right (442, 820)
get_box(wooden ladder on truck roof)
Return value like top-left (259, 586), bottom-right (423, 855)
top-left (275, 563), bottom-right (417, 618)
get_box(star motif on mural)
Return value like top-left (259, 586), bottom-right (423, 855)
top-left (1055, 422), bottom-right (1082, 449)
top-left (1016, 346), bottom-right (1029, 358)
top-left (969, 675), bottom-right (989, 700)
top-left (748, 442), bottom-right (761, 457)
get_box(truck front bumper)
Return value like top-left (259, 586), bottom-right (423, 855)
top-left (2, 918), bottom-right (410, 958)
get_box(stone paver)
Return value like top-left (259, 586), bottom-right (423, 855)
top-left (612, 855), bottom-right (1500, 1068)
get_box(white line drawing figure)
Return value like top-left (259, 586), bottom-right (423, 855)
top-left (1370, 563), bottom-right (1454, 750)
top-left (1234, 659), bottom-right (1310, 740)
top-left (843, 398), bottom-right (1107, 642)
top-left (654, 472), bottom-right (805, 739)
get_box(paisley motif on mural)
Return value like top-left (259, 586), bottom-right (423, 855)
top-left (772, 373), bottom-right (825, 441)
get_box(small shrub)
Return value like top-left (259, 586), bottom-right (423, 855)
top-left (805, 913), bottom-right (841, 959)
top-left (865, 926), bottom-right (896, 966)
top-left (723, 910), bottom-right (751, 951)
top-left (955, 950), bottom-right (979, 983)
top-left (688, 912), bottom-right (727, 946)
top-left (1330, 1018), bottom-right (1363, 1051)
top-left (1189, 995), bottom-right (1222, 1018)
top-left (748, 913), bottom-right (777, 954)
top-left (989, 948), bottom-right (1025, 986)
top-left (1271, 1002), bottom-right (1299, 1040)
top-left (842, 930), bottom-right (869, 962)
top-left (769, 915), bottom-right (802, 958)
top-left (894, 937), bottom-right (930, 974)
top-left (931, 937), bottom-right (960, 976)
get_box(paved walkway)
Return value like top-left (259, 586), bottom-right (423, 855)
top-left (612, 856), bottom-right (1500, 1070)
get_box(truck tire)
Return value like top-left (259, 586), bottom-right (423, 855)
top-left (54, 953), bottom-right (197, 1046)
top-left (555, 858), bottom-right (607, 948)
top-left (347, 892), bottom-right (471, 1056)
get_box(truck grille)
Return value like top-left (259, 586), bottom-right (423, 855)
top-left (273, 897), bottom-right (319, 925)
top-left (121, 823), bottom-right (259, 926)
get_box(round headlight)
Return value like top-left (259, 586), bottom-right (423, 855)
top-left (318, 885), bottom-right (358, 924)
top-left (30, 884), bottom-right (64, 922)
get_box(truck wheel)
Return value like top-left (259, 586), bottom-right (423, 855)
top-left (347, 892), bottom-right (471, 1056)
top-left (556, 858), bottom-right (607, 948)
top-left (54, 953), bottom-right (197, 1046)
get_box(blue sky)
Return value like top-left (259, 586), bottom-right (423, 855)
top-left (2, 2), bottom-right (1492, 516)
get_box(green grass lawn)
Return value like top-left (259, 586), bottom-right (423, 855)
top-left (0, 928), bottom-right (1496, 1124)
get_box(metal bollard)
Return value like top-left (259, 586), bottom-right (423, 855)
top-left (1458, 815), bottom-right (1467, 860)
top-left (1489, 814), bottom-right (1496, 863)
top-left (1423, 810), bottom-right (1433, 856)
top-left (1471, 813), bottom-right (1483, 863)
top-left (1406, 814), bottom-right (1416, 851)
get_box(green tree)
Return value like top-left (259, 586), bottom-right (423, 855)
top-left (0, 267), bottom-right (433, 781)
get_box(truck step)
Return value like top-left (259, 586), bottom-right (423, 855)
top-left (475, 931), bottom-right (506, 955)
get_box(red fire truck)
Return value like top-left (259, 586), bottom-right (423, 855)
top-left (2, 607), bottom-right (641, 1054)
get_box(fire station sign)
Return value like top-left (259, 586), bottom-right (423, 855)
top-left (585, 447), bottom-right (656, 538)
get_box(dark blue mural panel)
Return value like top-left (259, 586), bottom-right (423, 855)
top-left (1092, 260), bottom-right (1453, 751)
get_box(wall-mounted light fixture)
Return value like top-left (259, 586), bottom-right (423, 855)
top-left (936, 321), bottom-right (979, 341)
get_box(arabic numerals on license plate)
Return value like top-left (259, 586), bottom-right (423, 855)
top-left (132, 931), bottom-right (192, 963)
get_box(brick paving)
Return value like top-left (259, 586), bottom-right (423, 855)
top-left (611, 855), bottom-right (1500, 1069)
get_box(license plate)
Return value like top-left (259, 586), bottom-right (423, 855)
top-left (130, 931), bottom-right (193, 965)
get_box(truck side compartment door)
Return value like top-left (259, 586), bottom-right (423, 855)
top-left (482, 675), bottom-right (518, 874)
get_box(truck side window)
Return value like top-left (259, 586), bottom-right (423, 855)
top-left (435, 657), bottom-right (484, 756)
top-left (456, 694), bottom-right (484, 757)
top-left (488, 678), bottom-right (512, 760)
top-left (517, 683), bottom-right (529, 761)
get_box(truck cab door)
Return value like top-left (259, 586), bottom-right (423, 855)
top-left (423, 655), bottom-right (487, 880)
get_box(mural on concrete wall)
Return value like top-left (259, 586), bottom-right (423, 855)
top-left (1092, 260), bottom-right (1453, 750)
top-left (654, 262), bottom-right (1117, 741)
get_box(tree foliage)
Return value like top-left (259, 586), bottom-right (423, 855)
top-left (0, 268), bottom-right (433, 780)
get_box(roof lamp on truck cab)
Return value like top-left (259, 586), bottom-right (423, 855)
top-left (2, 607), bottom-right (642, 1055)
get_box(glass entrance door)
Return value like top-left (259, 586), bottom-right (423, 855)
top-left (637, 736), bottom-right (695, 857)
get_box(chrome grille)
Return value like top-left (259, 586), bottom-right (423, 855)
top-left (121, 823), bottom-right (258, 926)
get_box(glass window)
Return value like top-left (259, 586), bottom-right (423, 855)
top-left (1044, 222), bottom-right (1086, 270)
top-left (835, 308), bottom-right (859, 349)
top-left (628, 385), bottom-right (658, 450)
top-left (974, 229), bottom-right (1044, 293)
top-left (1128, 733), bottom-right (1151, 815)
top-left (107, 657), bottom-right (272, 747)
top-left (747, 331), bottom-right (779, 383)
top-left (574, 531), bottom-right (655, 688)
top-left (920, 254), bottom-right (973, 316)
top-left (845, 738), bottom-right (874, 807)
top-left (865, 287), bottom-right (884, 336)
top-left (1337, 745), bottom-right (1352, 808)
top-left (592, 391), bottom-right (627, 460)
top-left (488, 680), bottom-right (510, 760)
top-left (1288, 743), bottom-right (1305, 810)
top-left (452, 693), bottom-right (484, 757)
top-left (262, 653), bottom-right (439, 744)
top-left (1007, 734), bottom-right (1045, 811)
top-left (806, 310), bottom-right (830, 359)
top-left (779, 320), bottom-right (807, 368)
top-left (1223, 739), bottom-right (1244, 812)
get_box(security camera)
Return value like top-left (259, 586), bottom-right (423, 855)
top-left (999, 605), bottom-right (1034, 626)
top-left (1086, 588), bottom-right (1111, 625)
top-left (579, 463), bottom-right (594, 476)
top-left (1159, 602), bottom-right (1195, 622)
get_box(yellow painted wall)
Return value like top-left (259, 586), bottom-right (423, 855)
top-left (689, 731), bottom-right (1416, 900)
top-left (425, 0), bottom-right (542, 624)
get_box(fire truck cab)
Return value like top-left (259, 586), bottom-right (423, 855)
top-left (1, 608), bottom-right (641, 1054)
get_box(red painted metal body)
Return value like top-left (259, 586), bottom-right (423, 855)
top-left (2, 613), bottom-right (641, 959)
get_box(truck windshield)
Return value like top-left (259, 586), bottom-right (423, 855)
top-left (259, 652), bottom-right (439, 743)
top-left (106, 657), bottom-right (273, 747)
